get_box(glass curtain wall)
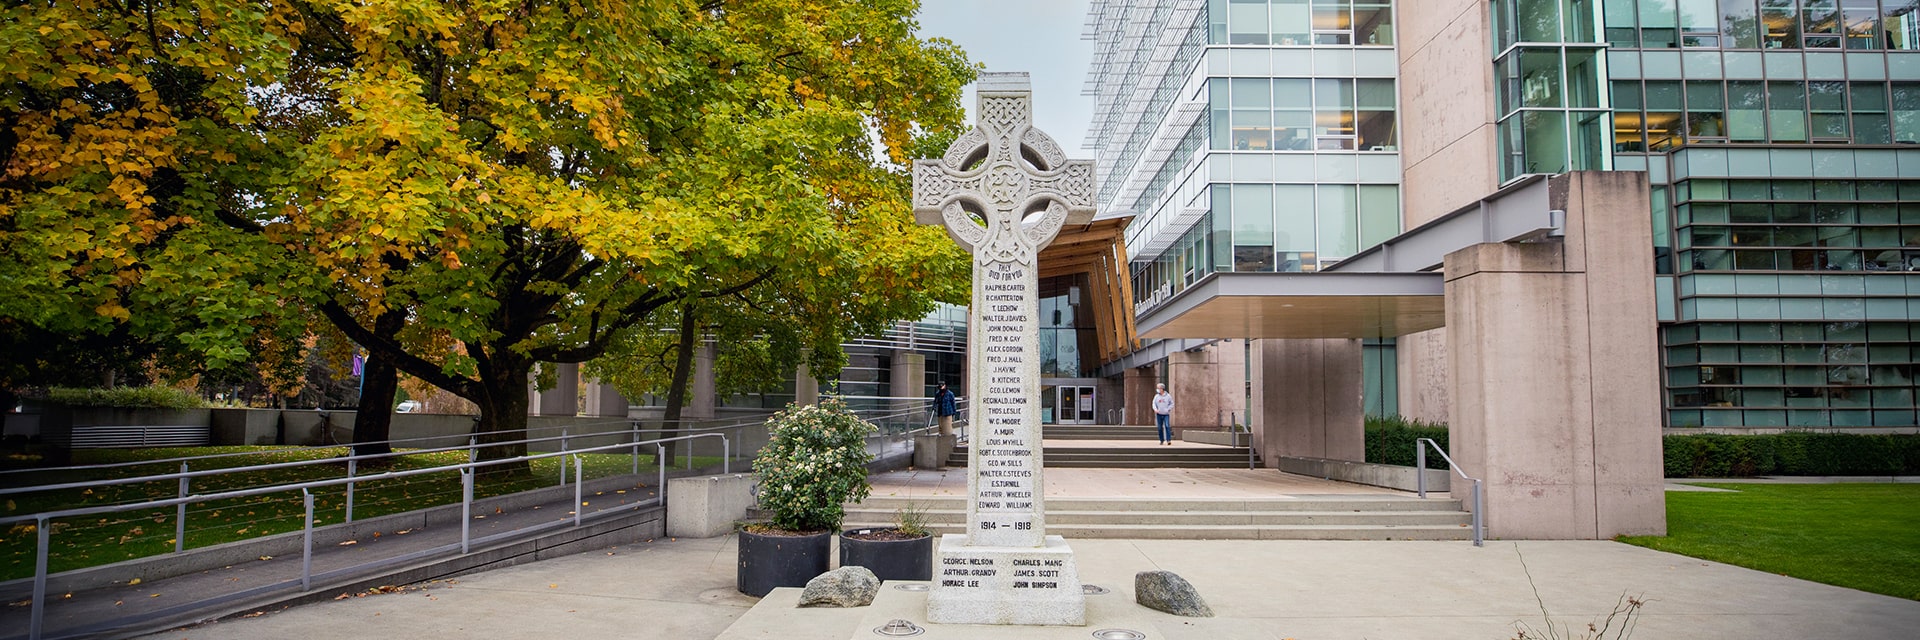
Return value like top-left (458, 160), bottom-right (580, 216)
top-left (1495, 0), bottom-right (1614, 182)
top-left (1604, 0), bottom-right (1920, 50)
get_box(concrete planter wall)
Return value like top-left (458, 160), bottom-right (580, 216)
top-left (1275, 456), bottom-right (1451, 493)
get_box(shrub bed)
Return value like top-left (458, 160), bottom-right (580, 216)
top-left (1363, 415), bottom-right (1449, 469)
top-left (1664, 432), bottom-right (1920, 477)
top-left (43, 386), bottom-right (207, 409)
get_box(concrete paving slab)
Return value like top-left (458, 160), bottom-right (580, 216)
top-left (142, 536), bottom-right (1920, 640)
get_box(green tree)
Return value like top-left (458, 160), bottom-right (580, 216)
top-left (3, 0), bottom-right (974, 471)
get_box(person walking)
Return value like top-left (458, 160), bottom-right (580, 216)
top-left (933, 381), bottom-right (958, 437)
top-left (1152, 383), bottom-right (1175, 445)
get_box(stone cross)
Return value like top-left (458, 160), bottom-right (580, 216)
top-left (912, 72), bottom-right (1094, 626)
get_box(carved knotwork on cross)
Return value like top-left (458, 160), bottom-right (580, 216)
top-left (912, 74), bottom-right (1097, 264)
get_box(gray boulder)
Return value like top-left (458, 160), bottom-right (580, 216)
top-left (797, 566), bottom-right (880, 608)
top-left (1134, 570), bottom-right (1214, 617)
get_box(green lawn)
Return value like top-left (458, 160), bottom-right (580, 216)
top-left (1618, 483), bottom-right (1920, 601)
top-left (1, 446), bottom-right (720, 581)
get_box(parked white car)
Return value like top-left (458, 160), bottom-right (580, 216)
top-left (395, 400), bottom-right (423, 413)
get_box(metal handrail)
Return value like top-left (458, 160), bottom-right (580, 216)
top-left (11, 430), bottom-right (730, 640)
top-left (1415, 437), bottom-right (1484, 547)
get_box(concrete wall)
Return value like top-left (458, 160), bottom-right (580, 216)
top-left (1249, 339), bottom-right (1365, 465)
top-left (1123, 366), bottom-right (1157, 425)
top-left (1443, 172), bottom-right (1666, 540)
top-left (890, 351), bottom-right (927, 414)
top-left (1164, 342), bottom-right (1244, 430)
top-left (1395, 329), bottom-right (1452, 424)
top-left (1394, 0), bottom-right (1498, 421)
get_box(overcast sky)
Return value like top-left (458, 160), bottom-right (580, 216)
top-left (915, 0), bottom-right (1099, 152)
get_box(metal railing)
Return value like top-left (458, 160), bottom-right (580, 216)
top-left (2, 427), bottom-right (732, 640)
top-left (1414, 437), bottom-right (1484, 547)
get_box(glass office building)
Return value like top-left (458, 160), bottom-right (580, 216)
top-left (1597, 0), bottom-right (1920, 427)
top-left (1088, 0), bottom-right (1404, 327)
top-left (1089, 0), bottom-right (1920, 428)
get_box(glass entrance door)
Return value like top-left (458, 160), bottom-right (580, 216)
top-left (1056, 386), bottom-right (1096, 424)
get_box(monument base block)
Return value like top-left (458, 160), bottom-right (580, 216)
top-left (926, 534), bottom-right (1086, 626)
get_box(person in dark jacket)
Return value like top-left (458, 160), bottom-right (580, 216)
top-left (933, 382), bottom-right (957, 436)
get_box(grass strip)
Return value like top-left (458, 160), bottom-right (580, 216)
top-left (1618, 483), bottom-right (1920, 601)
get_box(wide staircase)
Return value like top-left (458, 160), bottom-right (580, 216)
top-left (841, 494), bottom-right (1475, 541)
top-left (948, 424), bottom-right (1253, 468)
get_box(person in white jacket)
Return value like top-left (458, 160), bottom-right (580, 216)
top-left (1152, 383), bottom-right (1175, 445)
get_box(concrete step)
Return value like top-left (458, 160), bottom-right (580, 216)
top-left (834, 520), bottom-right (1475, 541)
top-left (841, 508), bottom-right (1469, 527)
top-left (947, 446), bottom-right (1254, 468)
top-left (1039, 426), bottom-right (1159, 440)
top-left (841, 494), bottom-right (1474, 540)
top-left (852, 496), bottom-right (1467, 513)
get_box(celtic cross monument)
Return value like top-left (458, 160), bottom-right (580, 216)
top-left (912, 72), bottom-right (1094, 626)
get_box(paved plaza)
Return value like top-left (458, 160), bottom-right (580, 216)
top-left (135, 469), bottom-right (1920, 640)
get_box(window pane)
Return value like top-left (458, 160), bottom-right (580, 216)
top-left (1317, 184), bottom-right (1358, 258)
top-left (1894, 83), bottom-right (1920, 143)
top-left (1524, 110), bottom-right (1570, 174)
top-left (1229, 0), bottom-right (1270, 45)
top-left (1890, 3), bottom-right (1920, 50)
top-left (1521, 49), bottom-right (1564, 107)
top-left (1761, 1), bottom-right (1799, 48)
top-left (1723, 0), bottom-right (1760, 48)
top-left (1568, 48), bottom-right (1603, 108)
top-left (1353, 1), bottom-right (1392, 45)
top-left (1274, 184), bottom-right (1316, 252)
top-left (1273, 0), bottom-right (1311, 45)
top-left (1358, 185), bottom-right (1399, 249)
top-left (1769, 81), bottom-right (1807, 141)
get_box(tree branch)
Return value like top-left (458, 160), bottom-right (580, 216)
top-left (316, 299), bottom-right (473, 394)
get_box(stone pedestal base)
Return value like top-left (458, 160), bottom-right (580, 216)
top-left (913, 434), bottom-right (957, 469)
top-left (926, 534), bottom-right (1085, 626)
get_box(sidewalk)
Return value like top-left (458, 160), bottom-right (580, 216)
top-left (141, 535), bottom-right (1920, 640)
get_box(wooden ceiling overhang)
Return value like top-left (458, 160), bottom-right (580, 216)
top-left (1036, 216), bottom-right (1138, 365)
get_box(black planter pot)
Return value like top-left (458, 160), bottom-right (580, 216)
top-left (839, 529), bottom-right (934, 582)
top-left (736, 529), bottom-right (831, 597)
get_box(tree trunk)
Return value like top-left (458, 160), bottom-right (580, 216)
top-left (471, 354), bottom-right (535, 477)
top-left (350, 310), bottom-right (407, 458)
top-left (659, 298), bottom-right (699, 468)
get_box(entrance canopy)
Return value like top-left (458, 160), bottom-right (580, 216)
top-left (1135, 271), bottom-right (1444, 340)
top-left (1131, 175), bottom-right (1564, 341)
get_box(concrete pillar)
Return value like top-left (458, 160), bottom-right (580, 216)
top-left (1249, 339), bottom-right (1364, 466)
top-left (686, 342), bottom-right (717, 420)
top-left (1444, 171), bottom-right (1666, 540)
top-left (1123, 366), bottom-right (1157, 425)
top-left (585, 382), bottom-right (628, 418)
top-left (534, 363), bottom-right (579, 416)
top-left (794, 362), bottom-right (819, 407)
top-left (1396, 329), bottom-right (1451, 424)
top-left (1166, 348), bottom-right (1222, 434)
top-left (890, 351), bottom-right (928, 414)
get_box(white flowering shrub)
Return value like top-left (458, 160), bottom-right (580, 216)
top-left (752, 397), bottom-right (876, 532)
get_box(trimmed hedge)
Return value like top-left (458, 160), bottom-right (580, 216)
top-left (1664, 432), bottom-right (1920, 477)
top-left (45, 386), bottom-right (207, 409)
top-left (1364, 415), bottom-right (1449, 470)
